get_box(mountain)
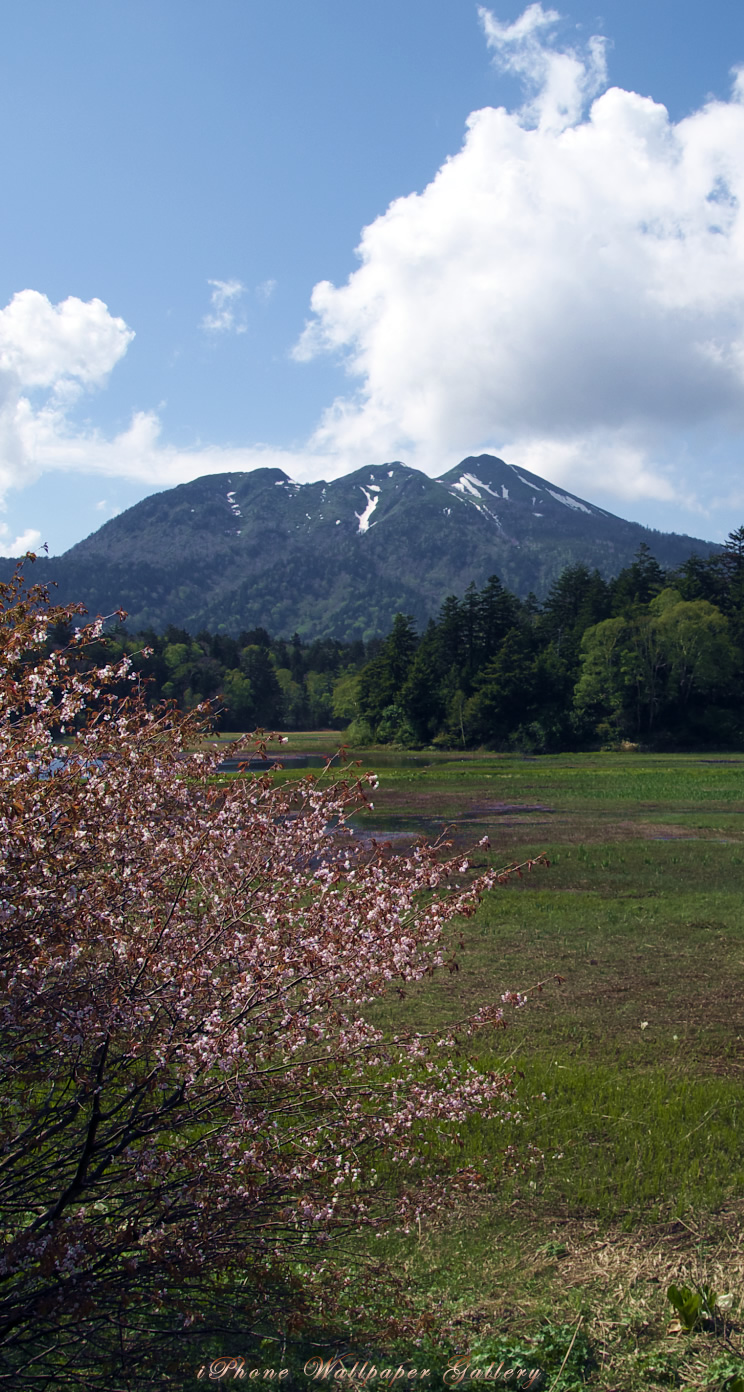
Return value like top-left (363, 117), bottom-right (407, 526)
top-left (5, 455), bottom-right (719, 640)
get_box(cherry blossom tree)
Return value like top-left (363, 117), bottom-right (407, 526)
top-left (0, 568), bottom-right (541, 1386)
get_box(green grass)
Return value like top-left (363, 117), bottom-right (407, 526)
top-left (195, 739), bottom-right (744, 1386)
top-left (266, 742), bottom-right (744, 1391)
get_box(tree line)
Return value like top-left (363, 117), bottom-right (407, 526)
top-left (348, 532), bottom-right (744, 751)
top-left (47, 529), bottom-right (744, 749)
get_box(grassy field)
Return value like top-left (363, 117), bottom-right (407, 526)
top-left (259, 738), bottom-right (744, 1392)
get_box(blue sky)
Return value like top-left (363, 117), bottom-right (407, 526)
top-left (2, 0), bottom-right (744, 553)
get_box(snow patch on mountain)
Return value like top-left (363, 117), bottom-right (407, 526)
top-left (548, 489), bottom-right (591, 514)
top-left (452, 474), bottom-right (481, 498)
top-left (356, 488), bottom-right (379, 533)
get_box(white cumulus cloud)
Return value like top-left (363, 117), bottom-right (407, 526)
top-left (294, 3), bottom-right (744, 515)
top-left (0, 290), bottom-right (134, 498)
top-left (0, 288), bottom-right (133, 390)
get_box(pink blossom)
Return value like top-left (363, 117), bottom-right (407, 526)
top-left (0, 566), bottom-right (545, 1373)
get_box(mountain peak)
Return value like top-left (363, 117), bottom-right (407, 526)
top-left (437, 454), bottom-right (609, 523)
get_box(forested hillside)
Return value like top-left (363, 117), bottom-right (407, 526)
top-left (59, 532), bottom-right (744, 751)
top-left (5, 456), bottom-right (717, 639)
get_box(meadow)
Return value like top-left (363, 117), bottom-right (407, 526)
top-left (251, 737), bottom-right (744, 1392)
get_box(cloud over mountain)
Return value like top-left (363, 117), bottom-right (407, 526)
top-left (296, 4), bottom-right (744, 512)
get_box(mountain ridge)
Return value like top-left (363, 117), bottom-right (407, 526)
top-left (4, 455), bottom-right (719, 640)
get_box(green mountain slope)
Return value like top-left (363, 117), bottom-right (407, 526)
top-left (6, 456), bottom-right (718, 639)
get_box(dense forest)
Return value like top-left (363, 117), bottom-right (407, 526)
top-left (60, 529), bottom-right (744, 750)
top-left (349, 532), bottom-right (744, 751)
top-left (60, 620), bottom-right (377, 732)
